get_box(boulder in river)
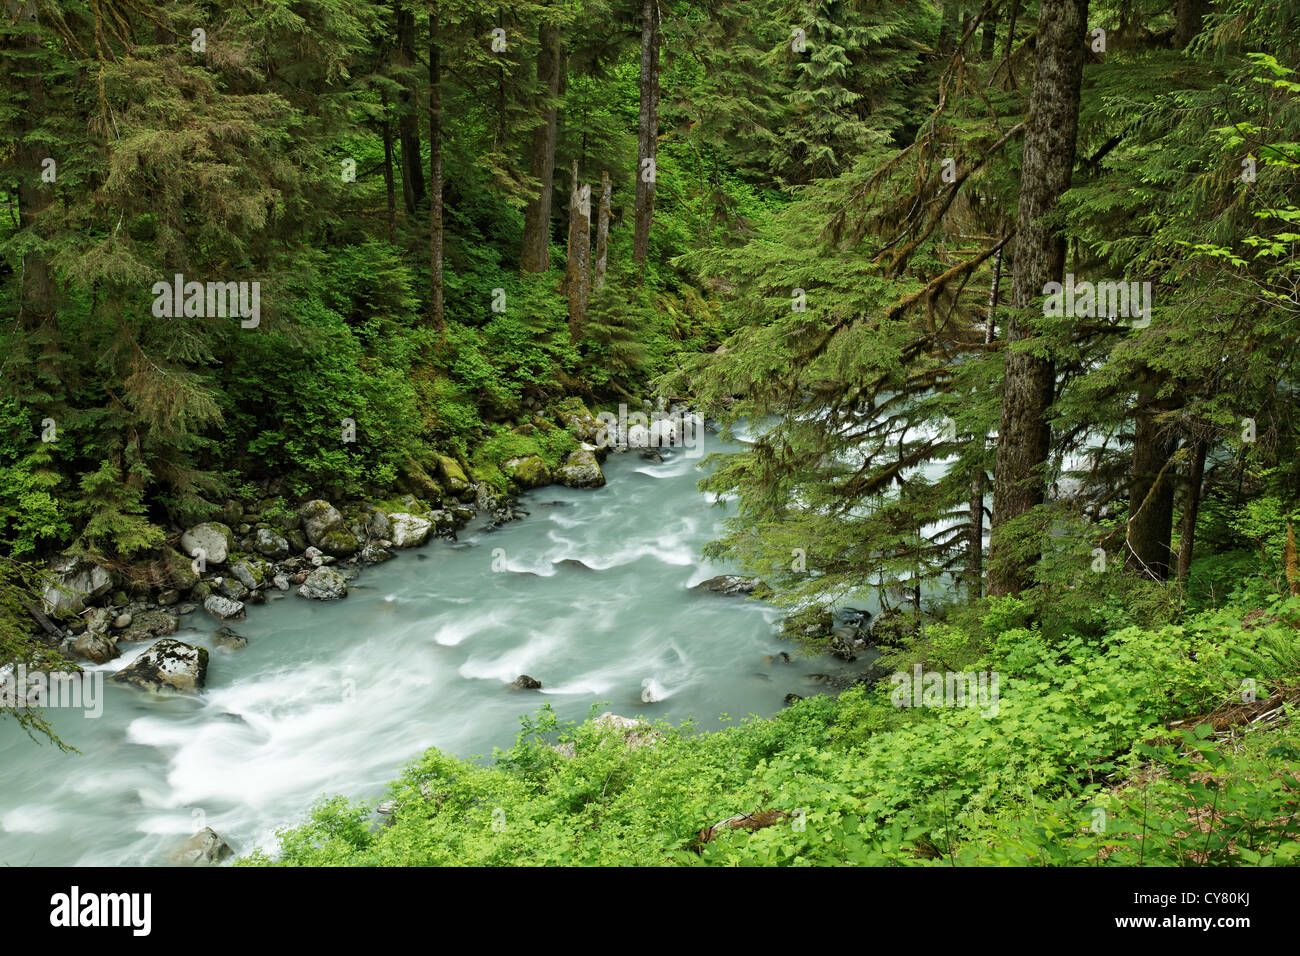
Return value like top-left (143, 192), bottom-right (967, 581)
top-left (111, 638), bottom-right (208, 694)
top-left (690, 574), bottom-right (765, 596)
top-left (298, 500), bottom-right (360, 556)
top-left (510, 674), bottom-right (542, 690)
top-left (203, 595), bottom-right (246, 622)
top-left (555, 446), bottom-right (605, 489)
top-left (387, 513), bottom-right (432, 548)
top-left (169, 827), bottom-right (233, 866)
top-left (297, 565), bottom-right (348, 600)
top-left (180, 522), bottom-right (233, 566)
top-left (41, 553), bottom-right (115, 616)
top-left (213, 627), bottom-right (248, 651)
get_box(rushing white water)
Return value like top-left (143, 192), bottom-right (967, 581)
top-left (0, 438), bottom-right (862, 866)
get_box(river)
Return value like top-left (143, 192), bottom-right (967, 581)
top-left (0, 432), bottom-right (862, 865)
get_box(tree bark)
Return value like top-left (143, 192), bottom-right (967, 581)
top-left (428, 8), bottom-right (443, 330)
top-left (565, 161), bottom-right (591, 341)
top-left (1175, 437), bottom-right (1207, 582)
top-left (521, 22), bottom-right (562, 272)
top-left (967, 246), bottom-right (1002, 599)
top-left (632, 0), bottom-right (660, 275)
top-left (987, 0), bottom-right (1088, 596)
top-left (396, 2), bottom-right (425, 214)
top-left (1175, 0), bottom-right (1210, 50)
top-left (981, 5), bottom-right (1000, 60)
top-left (10, 5), bottom-right (55, 332)
top-left (381, 92), bottom-right (398, 244)
top-left (594, 171), bottom-right (611, 290)
top-left (1125, 385), bottom-right (1179, 580)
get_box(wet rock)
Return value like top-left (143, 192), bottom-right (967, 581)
top-left (180, 522), bottom-right (234, 566)
top-left (213, 576), bottom-right (250, 603)
top-left (510, 674), bottom-right (542, 690)
top-left (41, 553), bottom-right (115, 616)
top-left (690, 575), bottom-right (765, 596)
top-left (555, 446), bottom-right (605, 489)
top-left (358, 544), bottom-right (393, 564)
top-left (169, 827), bottom-right (232, 866)
top-left (71, 629), bottom-right (119, 664)
top-left (213, 627), bottom-right (248, 651)
top-left (298, 500), bottom-right (360, 557)
top-left (272, 573), bottom-right (291, 591)
top-left (113, 613), bottom-right (133, 630)
top-left (229, 558), bottom-right (271, 592)
top-left (297, 566), bottom-right (348, 601)
top-left (203, 595), bottom-right (246, 622)
top-left (254, 528), bottom-right (290, 560)
top-left (111, 638), bottom-right (209, 694)
top-left (387, 513), bottom-right (432, 548)
top-left (761, 652), bottom-right (792, 665)
top-left (783, 693), bottom-right (804, 706)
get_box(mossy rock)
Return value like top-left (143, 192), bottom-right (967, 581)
top-left (433, 453), bottom-right (473, 497)
top-left (503, 455), bottom-right (551, 489)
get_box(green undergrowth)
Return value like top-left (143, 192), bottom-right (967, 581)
top-left (245, 594), bottom-right (1300, 866)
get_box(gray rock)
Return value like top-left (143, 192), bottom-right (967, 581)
top-left (510, 674), bottom-right (542, 690)
top-left (71, 629), bottom-right (119, 664)
top-left (555, 446), bottom-right (605, 489)
top-left (180, 522), bottom-right (234, 566)
top-left (169, 827), bottom-right (232, 866)
top-left (157, 588), bottom-right (180, 606)
top-left (387, 513), bottom-right (432, 548)
top-left (203, 595), bottom-right (246, 622)
top-left (358, 544), bottom-right (394, 564)
top-left (41, 553), bottom-right (115, 616)
top-left (229, 558), bottom-right (271, 591)
top-left (254, 527), bottom-right (290, 560)
top-left (111, 639), bottom-right (208, 694)
top-left (272, 573), bottom-right (291, 591)
top-left (113, 613), bottom-right (133, 630)
top-left (297, 566), bottom-right (348, 600)
top-left (213, 576), bottom-right (250, 602)
top-left (213, 627), bottom-right (248, 651)
top-left (690, 575), bottom-right (765, 596)
top-left (298, 500), bottom-right (360, 557)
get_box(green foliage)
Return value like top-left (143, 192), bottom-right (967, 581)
top-left (249, 598), bottom-right (1300, 867)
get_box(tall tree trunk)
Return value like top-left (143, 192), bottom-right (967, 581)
top-left (1176, 437), bottom-right (1207, 582)
top-left (1125, 384), bottom-right (1179, 580)
top-left (10, 5), bottom-right (54, 332)
top-left (1175, 0), bottom-right (1210, 50)
top-left (381, 92), bottom-right (398, 244)
top-left (987, 0), bottom-right (1088, 596)
top-left (428, 8), bottom-right (443, 330)
top-left (594, 170), bottom-right (611, 290)
top-left (521, 22), bottom-right (562, 272)
top-left (981, 5), bottom-right (1000, 60)
top-left (565, 161), bottom-right (591, 341)
top-left (396, 2), bottom-right (425, 214)
top-left (967, 246), bottom-right (1003, 599)
top-left (632, 0), bottom-right (659, 275)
